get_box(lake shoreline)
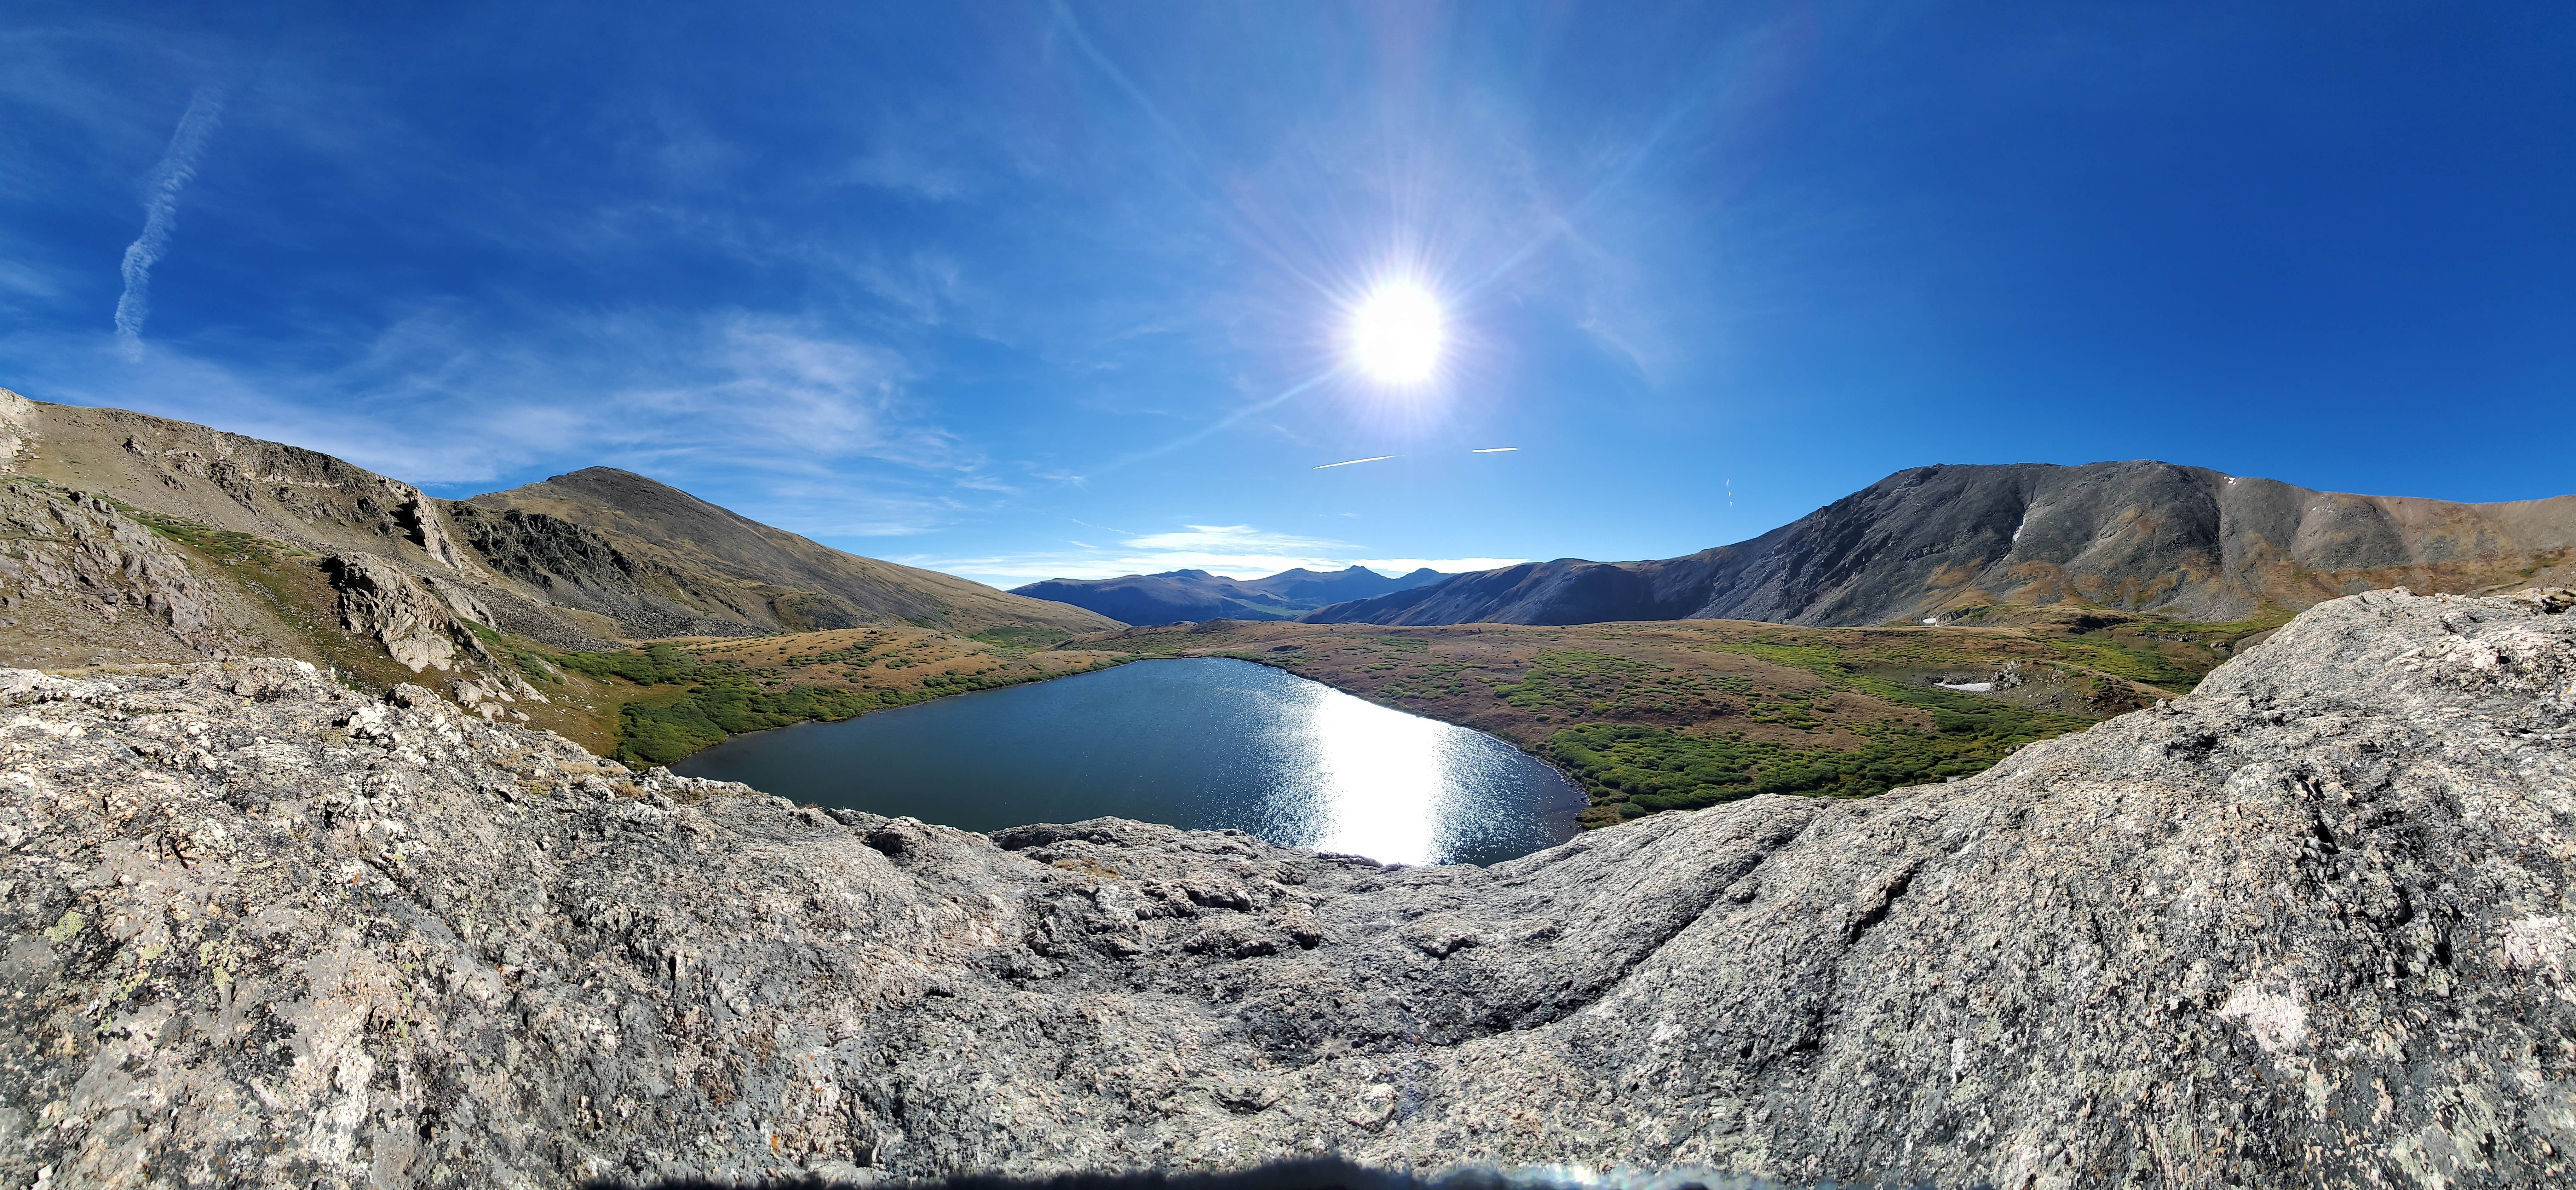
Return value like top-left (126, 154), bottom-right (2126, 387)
top-left (631, 644), bottom-right (1604, 818)
top-left (673, 656), bottom-right (1588, 867)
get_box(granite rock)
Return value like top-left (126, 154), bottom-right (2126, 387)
top-left (3, 590), bottom-right (2575, 1188)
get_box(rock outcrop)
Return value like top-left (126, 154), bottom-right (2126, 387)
top-left (1306, 461), bottom-right (2576, 628)
top-left (0, 480), bottom-right (348, 671)
top-left (439, 501), bottom-right (774, 639)
top-left (0, 485), bottom-right (218, 650)
top-left (322, 553), bottom-right (482, 673)
top-left (4, 589), bottom-right (2575, 1187)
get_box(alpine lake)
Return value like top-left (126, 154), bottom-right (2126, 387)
top-left (673, 657), bottom-right (1588, 866)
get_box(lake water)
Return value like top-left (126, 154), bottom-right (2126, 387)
top-left (671, 657), bottom-right (1588, 866)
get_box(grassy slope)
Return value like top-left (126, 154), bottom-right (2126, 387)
top-left (76, 499), bottom-right (1124, 762)
top-left (1924, 601), bottom-right (2296, 690)
top-left (526, 627), bottom-right (1124, 767)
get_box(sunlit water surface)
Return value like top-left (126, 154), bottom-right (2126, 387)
top-left (671, 658), bottom-right (1586, 866)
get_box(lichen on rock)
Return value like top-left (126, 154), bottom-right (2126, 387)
top-left (1, 590), bottom-right (2574, 1187)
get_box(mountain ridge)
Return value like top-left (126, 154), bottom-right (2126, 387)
top-left (0, 390), bottom-right (1112, 646)
top-left (466, 466), bottom-right (1117, 637)
top-left (1305, 460), bottom-right (2576, 628)
top-left (1013, 563), bottom-right (1448, 626)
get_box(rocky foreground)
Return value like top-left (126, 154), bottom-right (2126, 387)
top-left (3, 590), bottom-right (2575, 1188)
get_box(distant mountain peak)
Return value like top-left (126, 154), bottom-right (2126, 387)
top-left (1011, 563), bottom-right (1455, 627)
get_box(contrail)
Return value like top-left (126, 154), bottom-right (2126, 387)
top-left (1101, 366), bottom-right (1338, 473)
top-left (1471, 447), bottom-right (1518, 453)
top-left (1313, 455), bottom-right (1394, 470)
top-left (114, 87), bottom-right (224, 361)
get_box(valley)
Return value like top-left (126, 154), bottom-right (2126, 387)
top-left (5, 388), bottom-right (2574, 1190)
top-left (21, 462), bottom-right (2218, 828)
top-left (0, 391), bottom-right (2404, 835)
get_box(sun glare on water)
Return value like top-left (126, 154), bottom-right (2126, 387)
top-left (1348, 282), bottom-right (1444, 384)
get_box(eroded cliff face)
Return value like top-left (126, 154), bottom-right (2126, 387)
top-left (3, 590), bottom-right (2575, 1188)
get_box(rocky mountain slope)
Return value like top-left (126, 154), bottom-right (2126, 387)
top-left (1307, 461), bottom-right (2576, 628)
top-left (1013, 565), bottom-right (1448, 626)
top-left (0, 480), bottom-right (308, 670)
top-left (467, 468), bottom-right (1115, 638)
top-left (0, 390), bottom-right (1112, 656)
top-left (7, 587), bottom-right (2574, 1187)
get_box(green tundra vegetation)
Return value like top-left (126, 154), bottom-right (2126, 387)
top-left (1075, 616), bottom-right (2185, 827)
top-left (1548, 683), bottom-right (2093, 816)
top-left (544, 630), bottom-right (1121, 767)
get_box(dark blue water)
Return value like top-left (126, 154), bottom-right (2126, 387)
top-left (672, 657), bottom-right (1586, 866)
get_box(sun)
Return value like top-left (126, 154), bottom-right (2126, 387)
top-left (1347, 281), bottom-right (1444, 384)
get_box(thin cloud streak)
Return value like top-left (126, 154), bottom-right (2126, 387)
top-left (1100, 367), bottom-right (1339, 472)
top-left (114, 87), bottom-right (223, 361)
top-left (1313, 455), bottom-right (1394, 469)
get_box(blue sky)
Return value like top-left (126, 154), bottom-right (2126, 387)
top-left (5, 3), bottom-right (2573, 587)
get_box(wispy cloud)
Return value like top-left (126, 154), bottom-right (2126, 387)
top-left (1120, 524), bottom-right (1340, 555)
top-left (4, 304), bottom-right (1001, 539)
top-left (849, 248), bottom-right (966, 325)
top-left (113, 86), bottom-right (222, 361)
top-left (912, 521), bottom-right (1523, 586)
top-left (607, 315), bottom-right (972, 475)
top-left (846, 141), bottom-right (970, 201)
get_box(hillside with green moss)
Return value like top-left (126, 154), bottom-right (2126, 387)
top-left (534, 629), bottom-right (1123, 767)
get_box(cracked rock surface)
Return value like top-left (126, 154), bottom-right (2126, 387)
top-left (3, 589), bottom-right (2575, 1188)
